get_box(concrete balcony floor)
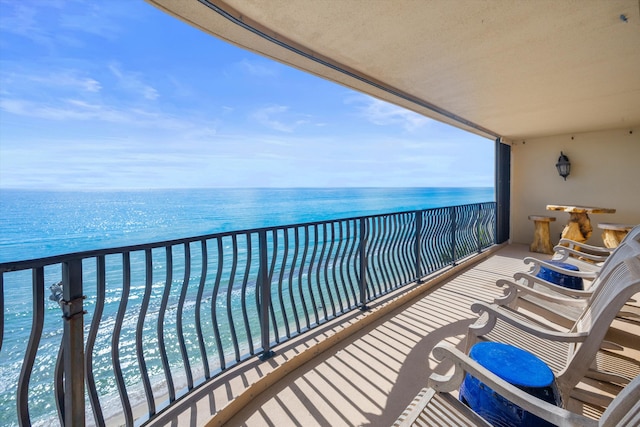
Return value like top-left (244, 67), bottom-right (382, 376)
top-left (146, 243), bottom-right (640, 427)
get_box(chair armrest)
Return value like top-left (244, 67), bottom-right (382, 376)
top-left (557, 239), bottom-right (613, 256)
top-left (495, 278), bottom-right (591, 307)
top-left (523, 257), bottom-right (598, 279)
top-left (554, 246), bottom-right (609, 263)
top-left (469, 301), bottom-right (588, 342)
top-left (429, 344), bottom-right (596, 427)
top-left (512, 272), bottom-right (595, 298)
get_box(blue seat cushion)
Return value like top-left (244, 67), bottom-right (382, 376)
top-left (537, 260), bottom-right (583, 290)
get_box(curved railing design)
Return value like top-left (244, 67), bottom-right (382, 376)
top-left (0, 202), bottom-right (495, 426)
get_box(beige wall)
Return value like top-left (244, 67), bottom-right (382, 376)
top-left (509, 127), bottom-right (640, 246)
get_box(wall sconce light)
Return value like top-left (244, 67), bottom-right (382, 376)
top-left (556, 151), bottom-right (571, 180)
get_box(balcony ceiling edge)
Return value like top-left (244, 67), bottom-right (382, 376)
top-left (147, 0), bottom-right (640, 141)
top-left (146, 0), bottom-right (500, 141)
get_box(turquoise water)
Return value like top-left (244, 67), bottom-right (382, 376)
top-left (0, 187), bottom-right (493, 425)
top-left (0, 188), bottom-right (493, 263)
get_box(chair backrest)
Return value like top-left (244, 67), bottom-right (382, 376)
top-left (619, 224), bottom-right (640, 245)
top-left (559, 253), bottom-right (640, 388)
top-left (583, 227), bottom-right (640, 290)
top-left (600, 374), bottom-right (640, 426)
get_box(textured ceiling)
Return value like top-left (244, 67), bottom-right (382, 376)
top-left (149, 0), bottom-right (640, 141)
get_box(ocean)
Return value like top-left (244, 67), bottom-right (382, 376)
top-left (0, 187), bottom-right (493, 425)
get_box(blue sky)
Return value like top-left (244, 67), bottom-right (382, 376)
top-left (0, 0), bottom-right (494, 190)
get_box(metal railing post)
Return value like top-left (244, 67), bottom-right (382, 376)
top-left (62, 259), bottom-right (85, 426)
top-left (414, 211), bottom-right (422, 282)
top-left (358, 218), bottom-right (368, 310)
top-left (258, 230), bottom-right (274, 360)
top-left (450, 207), bottom-right (457, 266)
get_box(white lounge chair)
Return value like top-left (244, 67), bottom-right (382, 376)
top-left (467, 253), bottom-right (640, 406)
top-left (521, 225), bottom-right (640, 289)
top-left (393, 344), bottom-right (640, 427)
top-left (495, 229), bottom-right (640, 327)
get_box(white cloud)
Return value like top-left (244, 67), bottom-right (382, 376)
top-left (0, 3), bottom-right (47, 43)
top-left (0, 1), bottom-right (129, 47)
top-left (346, 95), bottom-right (432, 131)
top-left (237, 59), bottom-right (278, 77)
top-left (29, 72), bottom-right (102, 93)
top-left (109, 63), bottom-right (159, 100)
top-left (251, 105), bottom-right (309, 133)
top-left (0, 67), bottom-right (103, 97)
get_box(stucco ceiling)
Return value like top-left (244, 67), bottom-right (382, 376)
top-left (148, 0), bottom-right (640, 141)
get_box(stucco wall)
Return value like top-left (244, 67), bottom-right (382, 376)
top-left (509, 127), bottom-right (640, 246)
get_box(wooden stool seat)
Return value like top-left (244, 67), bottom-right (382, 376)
top-left (528, 215), bottom-right (556, 254)
top-left (597, 222), bottom-right (635, 248)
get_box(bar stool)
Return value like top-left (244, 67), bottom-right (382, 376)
top-left (597, 223), bottom-right (634, 248)
top-left (528, 215), bottom-right (556, 254)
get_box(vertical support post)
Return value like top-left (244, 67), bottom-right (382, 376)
top-left (450, 206), bottom-right (457, 266)
top-left (358, 218), bottom-right (368, 310)
top-left (62, 259), bottom-right (85, 427)
top-left (495, 138), bottom-right (511, 244)
top-left (414, 210), bottom-right (422, 283)
top-left (258, 230), bottom-right (274, 360)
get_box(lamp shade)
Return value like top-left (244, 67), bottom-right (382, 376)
top-left (556, 152), bottom-right (571, 180)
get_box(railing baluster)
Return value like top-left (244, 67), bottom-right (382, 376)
top-left (312, 224), bottom-right (327, 321)
top-left (380, 215), bottom-right (394, 291)
top-left (240, 233), bottom-right (254, 355)
top-left (344, 219), bottom-right (358, 307)
top-left (113, 253), bottom-right (132, 426)
top-left (267, 230), bottom-right (279, 344)
top-left (291, 227), bottom-right (305, 332)
top-left (388, 214), bottom-right (403, 285)
top-left (54, 340), bottom-right (64, 424)
top-left (136, 250), bottom-right (155, 418)
top-left (332, 222), bottom-right (347, 313)
top-left (305, 225), bottom-right (320, 325)
top-left (258, 230), bottom-right (274, 359)
top-left (87, 255), bottom-right (107, 425)
top-left (387, 216), bottom-right (398, 289)
top-left (298, 226), bottom-right (311, 329)
top-left (278, 229), bottom-right (292, 338)
top-left (177, 243), bottom-right (194, 388)
top-left (415, 211), bottom-right (423, 282)
top-left (358, 218), bottom-right (368, 310)
top-left (367, 217), bottom-right (382, 295)
top-left (227, 235), bottom-right (240, 362)
top-left (400, 213), bottom-right (414, 281)
top-left (18, 267), bottom-right (44, 426)
top-left (325, 222), bottom-right (341, 316)
top-left (477, 204), bottom-right (482, 253)
top-left (195, 240), bottom-right (210, 378)
top-left (159, 247), bottom-right (176, 401)
top-left (450, 206), bottom-right (457, 265)
top-left (211, 238), bottom-right (226, 370)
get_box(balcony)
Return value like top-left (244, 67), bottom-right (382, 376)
top-left (3, 1), bottom-right (639, 425)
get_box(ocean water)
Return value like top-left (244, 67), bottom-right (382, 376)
top-left (0, 187), bottom-right (493, 425)
top-left (0, 188), bottom-right (493, 263)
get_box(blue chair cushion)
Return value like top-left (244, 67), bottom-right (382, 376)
top-left (459, 342), bottom-right (561, 427)
top-left (537, 260), bottom-right (583, 290)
